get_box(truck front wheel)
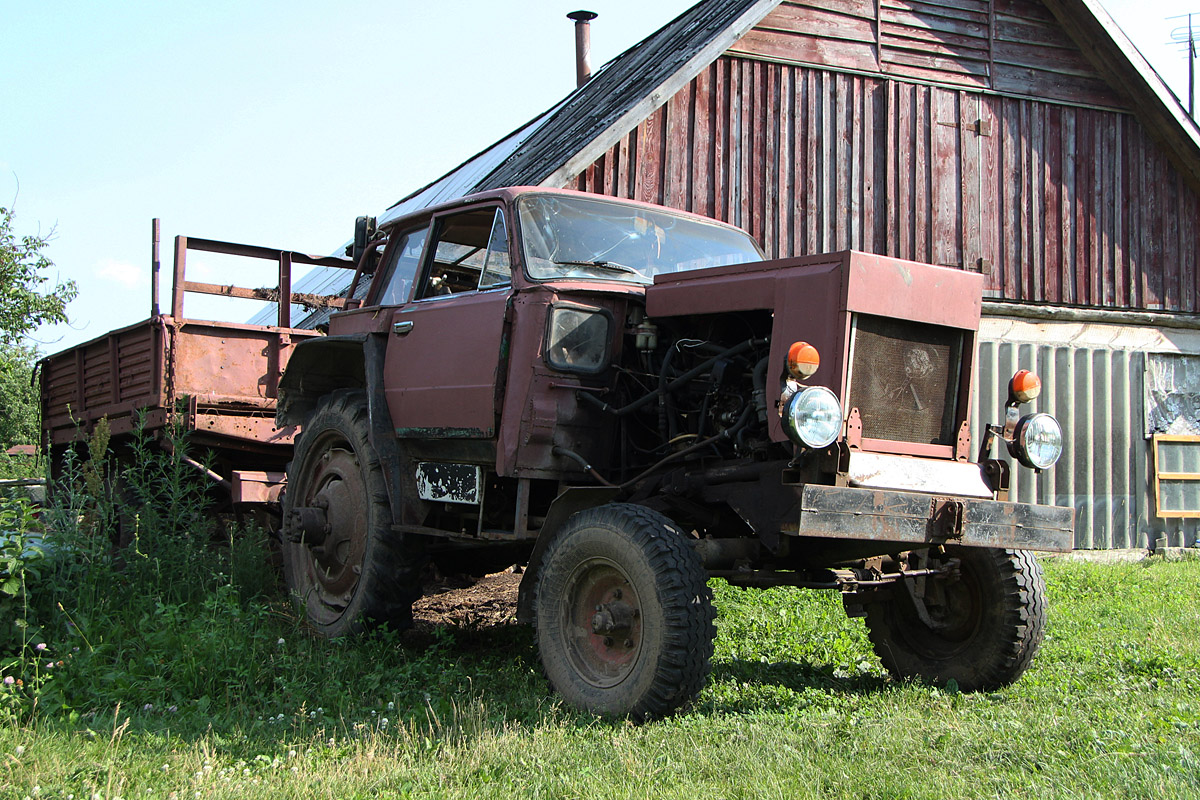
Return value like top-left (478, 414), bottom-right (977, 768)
top-left (281, 390), bottom-right (421, 637)
top-left (861, 546), bottom-right (1047, 691)
top-left (534, 503), bottom-right (715, 720)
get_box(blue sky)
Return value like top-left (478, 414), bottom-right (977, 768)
top-left (1, 0), bottom-right (1192, 354)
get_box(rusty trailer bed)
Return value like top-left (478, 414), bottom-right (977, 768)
top-left (39, 315), bottom-right (321, 455)
top-left (39, 226), bottom-right (357, 477)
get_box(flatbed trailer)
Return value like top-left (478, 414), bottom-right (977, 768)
top-left (39, 225), bottom-right (354, 495)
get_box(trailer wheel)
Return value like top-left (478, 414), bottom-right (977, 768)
top-left (281, 390), bottom-right (421, 637)
top-left (534, 503), bottom-right (715, 720)
top-left (862, 547), bottom-right (1047, 691)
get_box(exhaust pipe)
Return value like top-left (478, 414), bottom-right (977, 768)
top-left (567, 10), bottom-right (597, 87)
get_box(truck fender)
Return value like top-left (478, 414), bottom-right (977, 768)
top-left (516, 485), bottom-right (622, 625)
top-left (276, 334), bottom-right (368, 428)
top-left (361, 334), bottom-right (425, 528)
top-left (279, 333), bottom-right (418, 528)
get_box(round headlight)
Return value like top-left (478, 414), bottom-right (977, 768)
top-left (1009, 413), bottom-right (1063, 470)
top-left (783, 386), bottom-right (843, 448)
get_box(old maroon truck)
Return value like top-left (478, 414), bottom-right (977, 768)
top-left (44, 188), bottom-right (1073, 719)
top-left (273, 187), bottom-right (1072, 718)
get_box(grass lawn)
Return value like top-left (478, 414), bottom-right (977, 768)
top-left (1, 556), bottom-right (1197, 799)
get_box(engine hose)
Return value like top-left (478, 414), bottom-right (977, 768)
top-left (618, 403), bottom-right (756, 490)
top-left (752, 355), bottom-right (770, 422)
top-left (657, 342), bottom-right (678, 443)
top-left (696, 389), bottom-right (711, 440)
top-left (577, 337), bottom-right (768, 417)
top-left (551, 446), bottom-right (618, 488)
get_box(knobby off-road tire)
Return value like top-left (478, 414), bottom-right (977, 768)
top-left (534, 503), bottom-right (716, 720)
top-left (281, 390), bottom-right (422, 638)
top-left (863, 546), bottom-right (1047, 691)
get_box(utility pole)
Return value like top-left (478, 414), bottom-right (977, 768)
top-left (1168, 12), bottom-right (1200, 118)
top-left (1190, 12), bottom-right (1195, 117)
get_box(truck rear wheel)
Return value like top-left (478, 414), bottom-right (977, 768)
top-left (862, 546), bottom-right (1047, 691)
top-left (534, 503), bottom-right (715, 720)
top-left (281, 390), bottom-right (421, 637)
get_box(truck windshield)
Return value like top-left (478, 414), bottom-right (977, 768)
top-left (518, 194), bottom-right (763, 284)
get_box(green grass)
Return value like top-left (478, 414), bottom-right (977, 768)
top-left (1, 555), bottom-right (1197, 799)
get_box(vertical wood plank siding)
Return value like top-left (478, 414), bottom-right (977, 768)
top-left (573, 55), bottom-right (1200, 312)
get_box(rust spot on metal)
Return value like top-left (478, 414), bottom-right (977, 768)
top-left (955, 419), bottom-right (971, 462)
top-left (930, 498), bottom-right (966, 540)
top-left (845, 407), bottom-right (862, 450)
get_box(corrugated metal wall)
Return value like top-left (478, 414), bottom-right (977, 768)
top-left (972, 322), bottom-right (1200, 549)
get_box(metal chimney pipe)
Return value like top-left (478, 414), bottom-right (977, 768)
top-left (151, 218), bottom-right (161, 317)
top-left (567, 10), bottom-right (598, 87)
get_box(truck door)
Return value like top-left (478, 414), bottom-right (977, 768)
top-left (383, 206), bottom-right (512, 438)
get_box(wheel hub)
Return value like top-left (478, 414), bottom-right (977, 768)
top-left (299, 444), bottom-right (369, 607)
top-left (286, 497), bottom-right (330, 545)
top-left (564, 559), bottom-right (643, 688)
top-left (591, 598), bottom-right (636, 635)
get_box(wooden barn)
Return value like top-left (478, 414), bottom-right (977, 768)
top-left (326, 0), bottom-right (1200, 548)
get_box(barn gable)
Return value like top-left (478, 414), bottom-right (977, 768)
top-left (380, 0), bottom-right (779, 225)
top-left (568, 0), bottom-right (1200, 314)
top-left (729, 0), bottom-right (1121, 108)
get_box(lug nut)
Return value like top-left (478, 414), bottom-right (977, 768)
top-left (624, 639), bottom-right (634, 648)
top-left (603, 637), bottom-right (614, 647)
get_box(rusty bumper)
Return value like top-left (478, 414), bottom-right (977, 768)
top-left (785, 484), bottom-right (1075, 552)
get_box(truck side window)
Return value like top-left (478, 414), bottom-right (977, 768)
top-left (376, 225), bottom-right (429, 306)
top-left (478, 210), bottom-right (511, 289)
top-left (418, 208), bottom-right (510, 298)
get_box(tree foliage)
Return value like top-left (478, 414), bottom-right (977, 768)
top-left (0, 205), bottom-right (77, 344)
top-left (0, 342), bottom-right (40, 450)
top-left (0, 205), bottom-right (77, 454)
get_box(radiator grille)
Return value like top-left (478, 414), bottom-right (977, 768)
top-left (848, 315), bottom-right (964, 446)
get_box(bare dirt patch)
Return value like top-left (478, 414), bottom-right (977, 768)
top-left (411, 568), bottom-right (521, 629)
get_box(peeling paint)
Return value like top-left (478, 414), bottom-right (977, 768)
top-left (415, 462), bottom-right (482, 505)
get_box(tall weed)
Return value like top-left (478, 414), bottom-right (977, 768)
top-left (0, 415), bottom-right (283, 720)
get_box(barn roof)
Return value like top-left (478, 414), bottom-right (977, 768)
top-left (378, 0), bottom-right (779, 226)
top-left (379, 0), bottom-right (1200, 227)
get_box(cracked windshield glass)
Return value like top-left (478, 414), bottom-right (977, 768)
top-left (518, 194), bottom-right (763, 284)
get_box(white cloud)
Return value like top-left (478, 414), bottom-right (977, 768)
top-left (95, 257), bottom-right (145, 288)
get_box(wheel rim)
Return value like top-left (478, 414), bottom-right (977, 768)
top-left (293, 432), bottom-right (369, 624)
top-left (560, 556), bottom-right (644, 689)
top-left (896, 563), bottom-right (984, 658)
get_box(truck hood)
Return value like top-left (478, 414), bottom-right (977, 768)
top-left (644, 250), bottom-right (985, 448)
top-left (645, 250), bottom-right (983, 329)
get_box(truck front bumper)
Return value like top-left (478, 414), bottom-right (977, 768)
top-left (783, 484), bottom-right (1075, 552)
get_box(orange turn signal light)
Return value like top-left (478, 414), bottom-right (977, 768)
top-left (787, 341), bottom-right (820, 380)
top-left (1010, 369), bottom-right (1042, 403)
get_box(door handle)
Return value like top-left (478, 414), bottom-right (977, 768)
top-left (392, 320), bottom-right (414, 336)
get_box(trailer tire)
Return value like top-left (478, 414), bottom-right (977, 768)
top-left (281, 390), bottom-right (421, 637)
top-left (862, 546), bottom-right (1046, 691)
top-left (534, 503), bottom-right (715, 720)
